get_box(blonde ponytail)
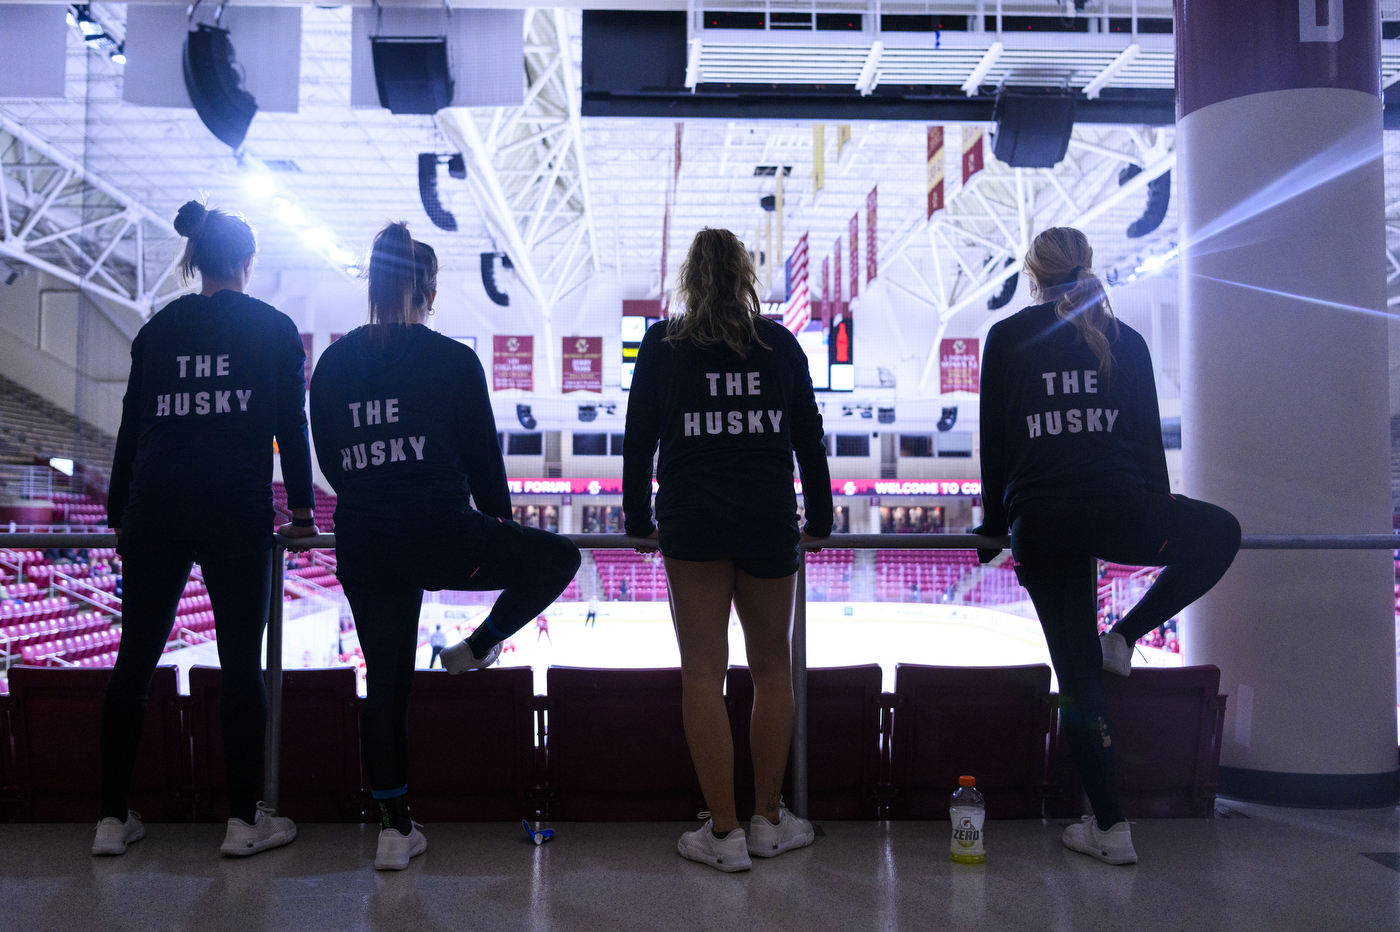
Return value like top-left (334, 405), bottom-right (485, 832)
top-left (1023, 227), bottom-right (1119, 383)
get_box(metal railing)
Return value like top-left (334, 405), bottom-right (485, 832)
top-left (1, 530), bottom-right (1397, 817)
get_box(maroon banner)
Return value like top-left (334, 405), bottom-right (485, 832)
top-left (1176, 0), bottom-right (1379, 120)
top-left (865, 186), bottom-right (878, 284)
top-left (833, 236), bottom-right (842, 306)
top-left (962, 127), bottom-right (984, 184)
top-left (492, 335), bottom-right (534, 391)
top-left (820, 255), bottom-right (831, 329)
top-left (927, 127), bottom-right (945, 218)
top-left (562, 336), bottom-right (603, 393)
top-left (939, 338), bottom-right (980, 394)
top-left (848, 213), bottom-right (859, 299)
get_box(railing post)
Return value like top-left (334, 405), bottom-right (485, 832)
top-left (791, 548), bottom-right (809, 819)
top-left (264, 540), bottom-right (286, 812)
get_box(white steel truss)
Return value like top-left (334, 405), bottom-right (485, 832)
top-left (0, 113), bottom-right (186, 317)
top-left (874, 125), bottom-right (1175, 390)
top-left (438, 8), bottom-right (599, 386)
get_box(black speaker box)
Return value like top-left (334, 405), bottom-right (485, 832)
top-left (183, 24), bottom-right (258, 149)
top-left (990, 92), bottom-right (1077, 169)
top-left (373, 37), bottom-right (454, 114)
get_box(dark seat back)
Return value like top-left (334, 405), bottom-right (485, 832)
top-left (9, 665), bottom-right (186, 821)
top-left (403, 667), bottom-right (536, 821)
top-left (890, 664), bottom-right (1054, 820)
top-left (545, 667), bottom-right (702, 820)
top-left (1051, 665), bottom-right (1226, 819)
top-left (190, 666), bottom-right (362, 822)
top-left (727, 664), bottom-right (882, 820)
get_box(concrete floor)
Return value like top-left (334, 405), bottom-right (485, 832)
top-left (2, 802), bottom-right (1397, 932)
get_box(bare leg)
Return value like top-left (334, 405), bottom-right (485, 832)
top-left (733, 569), bottom-right (796, 825)
top-left (664, 556), bottom-right (739, 834)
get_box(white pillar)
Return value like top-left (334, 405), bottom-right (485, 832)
top-left (1177, 0), bottom-right (1396, 805)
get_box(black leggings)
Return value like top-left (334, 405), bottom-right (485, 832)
top-left (337, 517), bottom-right (580, 795)
top-left (1010, 493), bottom-right (1240, 829)
top-left (101, 541), bottom-right (272, 823)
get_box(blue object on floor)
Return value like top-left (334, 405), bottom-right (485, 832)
top-left (523, 820), bottom-right (554, 846)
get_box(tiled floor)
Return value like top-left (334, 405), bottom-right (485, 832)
top-left (2, 802), bottom-right (1397, 931)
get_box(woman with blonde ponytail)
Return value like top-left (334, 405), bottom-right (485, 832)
top-left (976, 226), bottom-right (1240, 866)
top-left (310, 221), bottom-right (579, 870)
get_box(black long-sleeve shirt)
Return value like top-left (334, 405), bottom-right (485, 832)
top-left (978, 302), bottom-right (1168, 536)
top-left (309, 324), bottom-right (510, 531)
top-left (108, 290), bottom-right (314, 540)
top-left (622, 316), bottom-right (834, 538)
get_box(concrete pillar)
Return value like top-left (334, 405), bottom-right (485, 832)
top-left (1177, 0), bottom-right (1396, 804)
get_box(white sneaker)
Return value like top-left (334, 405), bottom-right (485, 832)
top-left (1062, 815), bottom-right (1138, 865)
top-left (1100, 632), bottom-right (1132, 677)
top-left (677, 819), bottom-right (751, 873)
top-left (220, 802), bottom-right (297, 856)
top-left (92, 810), bottom-right (144, 855)
top-left (374, 823), bottom-right (427, 871)
top-left (440, 639), bottom-right (502, 674)
top-left (747, 807), bottom-right (815, 858)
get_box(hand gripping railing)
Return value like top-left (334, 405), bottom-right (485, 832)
top-left (3, 531), bottom-right (1397, 816)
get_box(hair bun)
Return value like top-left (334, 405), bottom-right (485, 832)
top-left (173, 200), bottom-right (208, 237)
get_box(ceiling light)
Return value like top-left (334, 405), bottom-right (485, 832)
top-left (110, 45), bottom-right (127, 65)
top-left (244, 172), bottom-right (276, 199)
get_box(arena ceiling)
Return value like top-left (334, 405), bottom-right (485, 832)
top-left (2, 2), bottom-right (1399, 318)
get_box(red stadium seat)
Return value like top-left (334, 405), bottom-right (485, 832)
top-left (8, 665), bottom-right (186, 821)
top-left (545, 667), bottom-right (703, 820)
top-left (727, 664), bottom-right (883, 821)
top-left (1048, 665), bottom-right (1227, 819)
top-left (189, 665), bottom-right (364, 822)
top-left (889, 664), bottom-right (1056, 820)
top-left (401, 668), bottom-right (537, 821)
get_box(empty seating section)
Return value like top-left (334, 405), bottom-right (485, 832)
top-left (592, 551), bottom-right (667, 601)
top-left (272, 481), bottom-right (339, 532)
top-left (0, 374), bottom-right (117, 468)
top-left (0, 664), bottom-right (1227, 823)
top-left (875, 549), bottom-right (979, 603)
top-left (805, 549), bottom-right (854, 601)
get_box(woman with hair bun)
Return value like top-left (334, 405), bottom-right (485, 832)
top-left (310, 221), bottom-right (579, 871)
top-left (976, 226), bottom-right (1240, 865)
top-left (97, 200), bottom-right (318, 858)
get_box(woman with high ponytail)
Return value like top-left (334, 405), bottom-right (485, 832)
top-left (976, 226), bottom-right (1240, 866)
top-left (98, 200), bottom-right (317, 859)
top-left (310, 221), bottom-right (578, 871)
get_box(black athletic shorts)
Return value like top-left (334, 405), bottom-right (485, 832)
top-left (657, 515), bottom-right (801, 579)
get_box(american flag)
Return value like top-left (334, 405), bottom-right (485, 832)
top-left (782, 232), bottom-right (811, 334)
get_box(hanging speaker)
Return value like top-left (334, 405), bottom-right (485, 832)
top-left (1127, 171), bottom-right (1171, 239)
top-left (418, 153), bottom-right (458, 232)
top-left (481, 253), bottom-right (509, 306)
top-left (183, 23), bottom-right (258, 149)
top-left (990, 91), bottom-right (1076, 169)
top-left (372, 36), bottom-right (454, 114)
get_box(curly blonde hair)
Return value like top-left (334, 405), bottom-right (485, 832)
top-left (665, 228), bottom-right (769, 358)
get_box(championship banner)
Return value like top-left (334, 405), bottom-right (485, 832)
top-left (833, 236), bottom-right (842, 307)
top-left (562, 336), bottom-right (603, 393)
top-left (962, 127), bottom-right (985, 184)
top-left (812, 124), bottom-right (825, 195)
top-left (939, 337), bottom-right (980, 394)
top-left (492, 335), bottom-right (534, 391)
top-left (865, 186), bottom-right (878, 284)
top-left (837, 124), bottom-right (851, 161)
top-left (848, 212), bottom-right (859, 299)
top-left (820, 254), bottom-right (831, 329)
top-left (927, 126), bottom-right (945, 218)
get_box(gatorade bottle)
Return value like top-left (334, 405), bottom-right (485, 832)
top-left (949, 775), bottom-right (986, 864)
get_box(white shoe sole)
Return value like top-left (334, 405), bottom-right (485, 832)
top-left (677, 837), bottom-right (751, 873)
top-left (375, 831), bottom-right (428, 871)
top-left (1100, 635), bottom-right (1132, 677)
top-left (92, 824), bottom-right (144, 856)
top-left (747, 827), bottom-right (815, 857)
top-left (441, 641), bottom-right (500, 675)
top-left (221, 825), bottom-right (297, 857)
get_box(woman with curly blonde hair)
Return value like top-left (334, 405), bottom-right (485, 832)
top-left (624, 228), bottom-right (833, 872)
